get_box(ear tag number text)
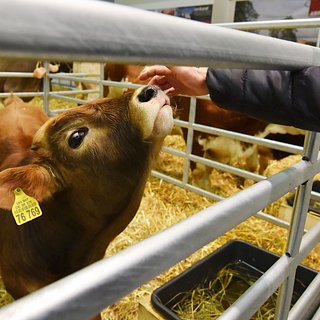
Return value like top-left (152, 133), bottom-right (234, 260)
top-left (12, 188), bottom-right (42, 225)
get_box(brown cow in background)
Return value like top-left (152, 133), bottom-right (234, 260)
top-left (0, 85), bottom-right (173, 316)
top-left (0, 96), bottom-right (48, 171)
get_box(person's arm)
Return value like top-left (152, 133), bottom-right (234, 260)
top-left (139, 66), bottom-right (208, 96)
top-left (206, 67), bottom-right (320, 132)
top-left (139, 65), bottom-right (320, 132)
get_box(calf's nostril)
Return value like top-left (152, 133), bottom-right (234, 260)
top-left (138, 86), bottom-right (157, 103)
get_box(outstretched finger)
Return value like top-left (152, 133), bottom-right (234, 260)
top-left (139, 65), bottom-right (171, 81)
top-left (147, 75), bottom-right (169, 88)
top-left (164, 87), bottom-right (178, 96)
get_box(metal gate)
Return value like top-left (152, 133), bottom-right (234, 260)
top-left (0, 1), bottom-right (320, 319)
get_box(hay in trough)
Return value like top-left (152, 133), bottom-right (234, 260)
top-left (170, 262), bottom-right (279, 320)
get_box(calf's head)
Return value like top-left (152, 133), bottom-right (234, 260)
top-left (0, 85), bottom-right (173, 248)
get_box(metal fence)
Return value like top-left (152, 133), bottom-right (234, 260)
top-left (0, 0), bottom-right (320, 319)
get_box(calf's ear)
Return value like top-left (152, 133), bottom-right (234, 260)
top-left (0, 164), bottom-right (59, 210)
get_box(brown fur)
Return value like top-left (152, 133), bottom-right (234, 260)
top-left (0, 87), bottom-right (172, 303)
top-left (0, 96), bottom-right (49, 171)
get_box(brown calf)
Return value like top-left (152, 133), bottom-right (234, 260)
top-left (0, 85), bottom-right (173, 301)
top-left (0, 96), bottom-right (49, 171)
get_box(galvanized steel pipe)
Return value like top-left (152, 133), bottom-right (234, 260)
top-left (1, 0), bottom-right (320, 69)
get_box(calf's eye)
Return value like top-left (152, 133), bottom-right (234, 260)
top-left (68, 127), bottom-right (89, 149)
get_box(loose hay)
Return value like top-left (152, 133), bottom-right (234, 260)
top-left (0, 279), bottom-right (13, 307)
top-left (29, 92), bottom-right (78, 111)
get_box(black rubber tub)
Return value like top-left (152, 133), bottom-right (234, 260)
top-left (151, 240), bottom-right (318, 319)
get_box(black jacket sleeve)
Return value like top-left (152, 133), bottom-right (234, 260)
top-left (206, 67), bottom-right (320, 132)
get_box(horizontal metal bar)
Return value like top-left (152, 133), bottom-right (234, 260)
top-left (192, 123), bottom-right (304, 154)
top-left (50, 75), bottom-right (140, 90)
top-left (0, 92), bottom-right (43, 98)
top-left (161, 146), bottom-right (265, 182)
top-left (218, 18), bottom-right (320, 30)
top-left (49, 89), bottom-right (98, 96)
top-left (0, 72), bottom-right (97, 79)
top-left (0, 89), bottom-right (94, 100)
top-left (49, 72), bottom-right (99, 78)
top-left (311, 191), bottom-right (320, 202)
top-left (189, 153), bottom-right (265, 181)
top-left (131, 0), bottom-right (214, 10)
top-left (50, 74), bottom-right (100, 85)
top-left (161, 146), bottom-right (187, 158)
top-left (151, 170), bottom-right (225, 202)
top-left (218, 221), bottom-right (320, 320)
top-left (102, 79), bottom-right (141, 89)
top-left (1, 0), bottom-right (320, 69)
top-left (0, 72), bottom-right (34, 78)
top-left (0, 159), bottom-right (319, 320)
top-left (48, 93), bottom-right (87, 106)
top-left (255, 211), bottom-right (292, 230)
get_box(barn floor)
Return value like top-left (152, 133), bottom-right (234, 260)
top-left (0, 99), bottom-right (319, 319)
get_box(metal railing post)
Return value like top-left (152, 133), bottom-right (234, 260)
top-left (43, 60), bottom-right (50, 115)
top-left (275, 132), bottom-right (320, 319)
top-left (182, 97), bottom-right (197, 184)
top-left (99, 62), bottom-right (104, 98)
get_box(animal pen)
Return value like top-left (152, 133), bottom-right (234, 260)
top-left (0, 0), bottom-right (320, 319)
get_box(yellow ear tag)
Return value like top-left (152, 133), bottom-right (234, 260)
top-left (12, 188), bottom-right (42, 225)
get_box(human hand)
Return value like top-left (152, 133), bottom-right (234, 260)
top-left (139, 65), bottom-right (209, 96)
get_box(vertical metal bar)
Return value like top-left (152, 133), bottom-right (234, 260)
top-left (275, 131), bottom-right (320, 319)
top-left (43, 60), bottom-right (50, 115)
top-left (316, 28), bottom-right (320, 47)
top-left (288, 271), bottom-right (320, 320)
top-left (285, 132), bottom-right (320, 255)
top-left (182, 97), bottom-right (197, 184)
top-left (99, 62), bottom-right (104, 98)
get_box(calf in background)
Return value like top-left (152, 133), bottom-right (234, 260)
top-left (0, 96), bottom-right (48, 171)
